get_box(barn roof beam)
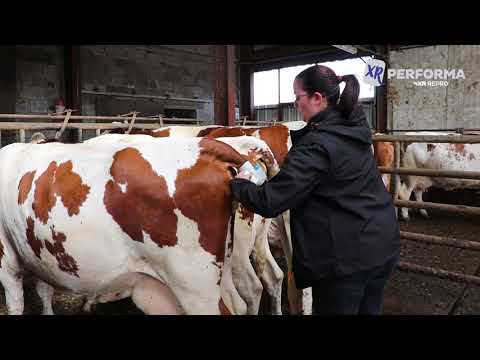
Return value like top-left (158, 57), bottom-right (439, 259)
top-left (239, 45), bottom-right (375, 72)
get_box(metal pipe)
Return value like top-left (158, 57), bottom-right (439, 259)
top-left (0, 115), bottom-right (206, 123)
top-left (81, 90), bottom-right (212, 103)
top-left (0, 122), bottom-right (188, 131)
top-left (397, 261), bottom-right (480, 287)
top-left (386, 128), bottom-right (480, 133)
top-left (239, 50), bottom-right (341, 65)
top-left (379, 167), bottom-right (480, 180)
top-left (394, 200), bottom-right (480, 216)
top-left (373, 134), bottom-right (480, 144)
top-left (400, 231), bottom-right (480, 251)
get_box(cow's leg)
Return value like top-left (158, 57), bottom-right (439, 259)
top-left (252, 217), bottom-right (284, 315)
top-left (231, 244), bottom-right (263, 314)
top-left (0, 234), bottom-right (24, 315)
top-left (382, 174), bottom-right (391, 192)
top-left (219, 219), bottom-right (248, 315)
top-left (230, 209), bottom-right (263, 315)
top-left (301, 287), bottom-right (313, 315)
top-left (272, 213), bottom-right (298, 314)
top-left (0, 269), bottom-right (24, 315)
top-left (82, 297), bottom-right (95, 313)
top-left (35, 279), bottom-right (54, 315)
top-left (398, 178), bottom-right (416, 221)
top-left (414, 189), bottom-right (429, 218)
top-left (274, 212), bottom-right (305, 315)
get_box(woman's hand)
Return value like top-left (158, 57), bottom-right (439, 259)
top-left (236, 171), bottom-right (252, 180)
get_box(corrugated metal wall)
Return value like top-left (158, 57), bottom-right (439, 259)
top-left (254, 100), bottom-right (375, 127)
top-left (282, 105), bottom-right (302, 122)
top-left (254, 105), bottom-right (279, 124)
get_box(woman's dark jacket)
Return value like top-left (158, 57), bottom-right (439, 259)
top-left (230, 106), bottom-right (400, 289)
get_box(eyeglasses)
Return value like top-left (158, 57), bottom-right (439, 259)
top-left (294, 93), bottom-right (309, 108)
top-left (294, 94), bottom-right (309, 103)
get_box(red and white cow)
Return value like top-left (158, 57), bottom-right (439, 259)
top-left (104, 122), bottom-right (311, 314)
top-left (167, 122), bottom-right (311, 314)
top-left (372, 136), bottom-right (394, 192)
top-left (398, 132), bottom-right (480, 220)
top-left (22, 128), bottom-right (286, 315)
top-left (0, 135), bottom-right (277, 315)
top-left (197, 122), bottom-right (313, 314)
top-left (88, 133), bottom-right (284, 315)
top-left (105, 124), bottom-right (220, 138)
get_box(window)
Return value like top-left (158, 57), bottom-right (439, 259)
top-left (253, 70), bottom-right (279, 106)
top-left (317, 57), bottom-right (374, 100)
top-left (280, 64), bottom-right (315, 103)
top-left (164, 108), bottom-right (197, 119)
top-left (254, 56), bottom-right (375, 106)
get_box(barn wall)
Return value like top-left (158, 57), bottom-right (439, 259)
top-left (9, 45), bottom-right (223, 143)
top-left (388, 45), bottom-right (480, 131)
top-left (12, 45), bottom-right (221, 144)
top-left (11, 46), bottom-right (65, 143)
top-left (80, 45), bottom-right (216, 123)
top-left (16, 46), bottom-right (64, 115)
top-left (0, 47), bottom-right (16, 146)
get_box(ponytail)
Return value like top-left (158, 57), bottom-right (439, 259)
top-left (336, 74), bottom-right (360, 118)
top-left (296, 65), bottom-right (360, 119)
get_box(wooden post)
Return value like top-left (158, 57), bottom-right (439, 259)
top-left (393, 141), bottom-right (401, 217)
top-left (226, 45), bottom-right (236, 127)
top-left (239, 45), bottom-right (254, 121)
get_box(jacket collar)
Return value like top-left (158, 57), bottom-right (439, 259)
top-left (290, 107), bottom-right (339, 145)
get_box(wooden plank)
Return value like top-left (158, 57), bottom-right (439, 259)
top-left (373, 134), bottom-right (480, 144)
top-left (401, 231), bottom-right (480, 251)
top-left (398, 261), bottom-right (480, 287)
top-left (394, 200), bottom-right (480, 216)
top-left (0, 122), bottom-right (196, 130)
top-left (392, 142), bottom-right (401, 218)
top-left (379, 166), bottom-right (480, 180)
top-left (0, 114), bottom-right (208, 123)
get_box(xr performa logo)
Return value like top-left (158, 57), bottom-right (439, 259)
top-left (363, 58), bottom-right (386, 87)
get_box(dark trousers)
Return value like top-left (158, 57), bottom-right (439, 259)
top-left (312, 255), bottom-right (399, 315)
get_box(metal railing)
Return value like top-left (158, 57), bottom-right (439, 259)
top-left (3, 117), bottom-right (480, 293)
top-left (0, 112), bottom-right (208, 146)
top-left (373, 133), bottom-right (480, 289)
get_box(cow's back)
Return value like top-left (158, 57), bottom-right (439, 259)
top-left (0, 137), bottom-right (244, 314)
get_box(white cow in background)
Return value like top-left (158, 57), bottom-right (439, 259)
top-left (398, 132), bottom-right (480, 220)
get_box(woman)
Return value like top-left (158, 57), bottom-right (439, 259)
top-left (230, 65), bottom-right (400, 315)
